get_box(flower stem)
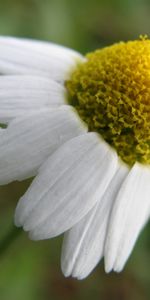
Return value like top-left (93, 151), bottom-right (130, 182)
top-left (0, 225), bottom-right (22, 256)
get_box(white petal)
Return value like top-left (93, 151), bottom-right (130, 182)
top-left (104, 162), bottom-right (150, 273)
top-left (0, 75), bottom-right (66, 122)
top-left (61, 164), bottom-right (128, 279)
top-left (15, 133), bottom-right (118, 239)
top-left (0, 37), bottom-right (84, 82)
top-left (0, 106), bottom-right (86, 184)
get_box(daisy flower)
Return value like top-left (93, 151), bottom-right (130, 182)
top-left (0, 36), bottom-right (150, 280)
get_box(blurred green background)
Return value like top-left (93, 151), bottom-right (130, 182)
top-left (0, 0), bottom-right (150, 299)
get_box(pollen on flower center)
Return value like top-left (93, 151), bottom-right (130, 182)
top-left (66, 37), bottom-right (150, 166)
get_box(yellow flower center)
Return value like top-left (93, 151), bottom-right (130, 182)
top-left (66, 37), bottom-right (150, 166)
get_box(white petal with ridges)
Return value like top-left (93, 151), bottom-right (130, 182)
top-left (61, 164), bottom-right (128, 279)
top-left (104, 162), bottom-right (150, 273)
top-left (15, 133), bottom-right (118, 239)
top-left (0, 75), bottom-right (66, 122)
top-left (0, 106), bottom-right (86, 184)
top-left (0, 37), bottom-right (84, 81)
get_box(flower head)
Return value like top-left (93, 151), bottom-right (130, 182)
top-left (0, 36), bottom-right (149, 279)
top-left (67, 37), bottom-right (150, 165)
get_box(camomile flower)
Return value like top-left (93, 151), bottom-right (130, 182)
top-left (0, 36), bottom-right (150, 280)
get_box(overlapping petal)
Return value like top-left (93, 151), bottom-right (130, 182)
top-left (0, 37), bottom-right (84, 81)
top-left (0, 106), bottom-right (86, 184)
top-left (15, 133), bottom-right (118, 239)
top-left (61, 164), bottom-right (128, 279)
top-left (0, 75), bottom-right (66, 122)
top-left (105, 162), bottom-right (150, 273)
